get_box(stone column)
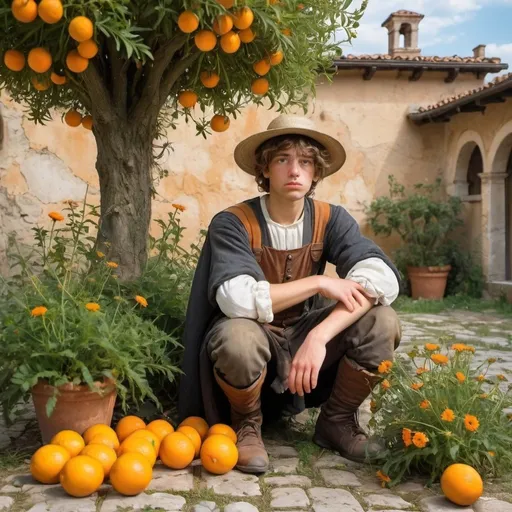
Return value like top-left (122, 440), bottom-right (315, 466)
top-left (479, 172), bottom-right (508, 282)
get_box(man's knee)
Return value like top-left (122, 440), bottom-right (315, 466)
top-left (369, 306), bottom-right (402, 351)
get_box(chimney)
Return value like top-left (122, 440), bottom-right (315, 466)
top-left (473, 45), bottom-right (486, 58)
top-left (381, 10), bottom-right (424, 58)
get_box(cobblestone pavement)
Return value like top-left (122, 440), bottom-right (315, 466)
top-left (0, 310), bottom-right (511, 512)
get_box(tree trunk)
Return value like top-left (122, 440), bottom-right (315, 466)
top-left (94, 119), bottom-right (153, 281)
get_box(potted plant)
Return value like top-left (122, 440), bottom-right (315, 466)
top-left (0, 199), bottom-right (181, 443)
top-left (365, 176), bottom-right (463, 299)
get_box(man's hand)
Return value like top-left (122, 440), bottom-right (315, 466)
top-left (319, 276), bottom-right (369, 312)
top-left (288, 333), bottom-right (327, 397)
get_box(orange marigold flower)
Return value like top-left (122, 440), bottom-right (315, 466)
top-left (381, 379), bottom-right (391, 391)
top-left (451, 343), bottom-right (467, 352)
top-left (465, 345), bottom-right (475, 353)
top-left (172, 203), bottom-right (186, 212)
top-left (441, 408), bottom-right (455, 422)
top-left (106, 261), bottom-right (118, 269)
top-left (479, 393), bottom-right (488, 399)
top-left (135, 295), bottom-right (148, 308)
top-left (48, 211), bottom-right (64, 222)
top-left (402, 428), bottom-right (412, 447)
top-left (455, 372), bottom-right (466, 383)
top-left (96, 251), bottom-right (105, 258)
top-left (31, 306), bottom-right (48, 317)
top-left (477, 375), bottom-right (485, 382)
top-left (376, 470), bottom-right (391, 485)
top-left (488, 451), bottom-right (495, 457)
top-left (411, 382), bottom-right (424, 390)
top-left (464, 414), bottom-right (480, 432)
top-left (378, 360), bottom-right (393, 374)
top-left (425, 343), bottom-right (440, 351)
top-left (420, 400), bottom-right (430, 409)
top-left (85, 302), bottom-right (100, 312)
top-left (416, 367), bottom-right (429, 375)
top-left (412, 432), bottom-right (429, 448)
top-left (497, 374), bottom-right (507, 381)
top-left (431, 354), bottom-right (449, 365)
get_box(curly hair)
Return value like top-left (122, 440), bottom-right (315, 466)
top-left (254, 135), bottom-right (331, 197)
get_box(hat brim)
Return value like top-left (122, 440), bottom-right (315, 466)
top-left (234, 126), bottom-right (346, 177)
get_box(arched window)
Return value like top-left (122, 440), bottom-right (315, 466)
top-left (467, 146), bottom-right (483, 195)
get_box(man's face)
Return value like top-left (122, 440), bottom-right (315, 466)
top-left (263, 146), bottom-right (317, 202)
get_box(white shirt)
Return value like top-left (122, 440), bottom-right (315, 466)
top-left (216, 196), bottom-right (399, 323)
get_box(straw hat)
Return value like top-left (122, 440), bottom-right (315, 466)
top-left (234, 114), bottom-right (346, 176)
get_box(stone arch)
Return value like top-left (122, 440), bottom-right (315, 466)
top-left (489, 121), bottom-right (512, 175)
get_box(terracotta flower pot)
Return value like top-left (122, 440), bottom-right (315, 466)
top-left (31, 379), bottom-right (117, 444)
top-left (407, 265), bottom-right (452, 300)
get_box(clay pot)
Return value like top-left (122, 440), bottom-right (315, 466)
top-left (31, 379), bottom-right (116, 444)
top-left (407, 265), bottom-right (452, 300)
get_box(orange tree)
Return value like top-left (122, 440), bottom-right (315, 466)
top-left (0, 0), bottom-right (366, 280)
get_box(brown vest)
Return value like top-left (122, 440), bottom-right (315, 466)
top-left (226, 200), bottom-right (331, 327)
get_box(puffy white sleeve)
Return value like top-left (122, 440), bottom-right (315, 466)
top-left (216, 274), bottom-right (274, 323)
top-left (345, 257), bottom-right (400, 306)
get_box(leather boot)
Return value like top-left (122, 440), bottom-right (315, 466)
top-left (313, 356), bottom-right (384, 463)
top-left (214, 368), bottom-right (269, 474)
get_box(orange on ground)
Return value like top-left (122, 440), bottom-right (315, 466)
top-left (69, 16), bottom-right (94, 42)
top-left (4, 49), bottom-right (25, 71)
top-left (178, 90), bottom-right (198, 108)
top-left (118, 437), bottom-right (156, 467)
top-left (66, 50), bottom-right (89, 73)
top-left (146, 419), bottom-right (174, 441)
top-left (115, 415), bottom-right (146, 442)
top-left (269, 50), bottom-right (284, 66)
top-left (38, 0), bottom-right (63, 24)
top-left (64, 109), bottom-right (82, 127)
top-left (89, 433), bottom-right (119, 450)
top-left (83, 424), bottom-right (118, 445)
top-left (213, 14), bottom-right (233, 35)
top-left (110, 453), bottom-right (152, 496)
top-left (200, 71), bottom-right (220, 88)
top-left (80, 443), bottom-right (117, 477)
top-left (178, 11), bottom-right (199, 33)
top-left (124, 429), bottom-right (161, 455)
top-left (441, 463), bottom-right (483, 506)
top-left (220, 31), bottom-right (240, 54)
top-left (60, 455), bottom-right (104, 497)
top-left (77, 39), bottom-right (99, 59)
top-left (50, 72), bottom-right (67, 85)
top-left (239, 28), bottom-right (256, 43)
top-left (207, 424), bottom-right (237, 444)
top-left (251, 77), bottom-right (269, 96)
top-left (177, 425), bottom-right (202, 458)
top-left (159, 432), bottom-right (195, 469)
top-left (216, 0), bottom-right (234, 7)
top-left (12, 0), bottom-right (37, 23)
top-left (232, 7), bottom-right (254, 30)
top-left (81, 115), bottom-right (93, 130)
top-left (50, 430), bottom-right (85, 457)
top-left (30, 445), bottom-right (71, 484)
top-left (253, 59), bottom-right (271, 76)
top-left (28, 47), bottom-right (52, 73)
top-left (200, 434), bottom-right (238, 475)
top-left (210, 115), bottom-right (230, 133)
top-left (195, 30), bottom-right (217, 52)
top-left (178, 416), bottom-right (209, 440)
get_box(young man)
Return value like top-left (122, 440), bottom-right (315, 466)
top-left (178, 115), bottom-right (401, 474)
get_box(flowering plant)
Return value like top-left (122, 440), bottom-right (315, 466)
top-left (370, 338), bottom-right (512, 486)
top-left (0, 199), bottom-right (181, 423)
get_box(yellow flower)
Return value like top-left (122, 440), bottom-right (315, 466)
top-left (451, 343), bottom-right (467, 352)
top-left (464, 414), bottom-right (480, 432)
top-left (420, 400), bottom-right (430, 409)
top-left (441, 408), bottom-right (455, 422)
top-left (107, 261), bottom-right (118, 269)
top-left (488, 358), bottom-right (497, 364)
top-left (402, 428), bottom-right (412, 447)
top-left (135, 295), bottom-right (148, 308)
top-left (378, 360), bottom-right (393, 374)
top-left (85, 302), bottom-right (100, 312)
top-left (497, 374), bottom-right (507, 381)
top-left (476, 375), bottom-right (485, 382)
top-left (381, 379), bottom-right (391, 391)
top-left (48, 211), bottom-right (64, 222)
top-left (425, 343), bottom-right (440, 351)
top-left (31, 306), bottom-right (48, 317)
top-left (488, 451), bottom-right (495, 457)
top-left (411, 382), bottom-right (423, 390)
top-left (412, 432), bottom-right (429, 448)
top-left (479, 393), bottom-right (488, 399)
top-left (376, 470), bottom-right (391, 486)
top-left (172, 203), bottom-right (186, 212)
top-left (96, 251), bottom-right (105, 258)
top-left (416, 367), bottom-right (429, 375)
top-left (431, 354), bottom-right (449, 365)
top-left (455, 372), bottom-right (466, 383)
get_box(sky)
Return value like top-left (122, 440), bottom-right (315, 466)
top-left (339, 0), bottom-right (512, 78)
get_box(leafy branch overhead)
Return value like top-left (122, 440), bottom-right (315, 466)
top-left (0, 0), bottom-right (366, 135)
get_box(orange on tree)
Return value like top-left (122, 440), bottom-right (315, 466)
top-left (4, 49), bottom-right (25, 71)
top-left (118, 436), bottom-right (157, 467)
top-left (239, 28), bottom-right (256, 43)
top-left (200, 71), bottom-right (220, 88)
top-left (124, 428), bottom-right (161, 454)
top-left (195, 30), bottom-right (217, 52)
top-left (220, 31), bottom-right (240, 54)
top-left (251, 78), bottom-right (269, 96)
top-left (115, 415), bottom-right (146, 442)
top-left (178, 416), bottom-right (209, 440)
top-left (50, 72), bottom-right (67, 85)
top-left (82, 115), bottom-right (93, 130)
top-left (109, 453), bottom-right (152, 496)
top-left (83, 424), bottom-right (118, 445)
top-left (30, 445), bottom-right (71, 484)
top-left (60, 455), bottom-right (104, 497)
top-left (210, 115), bottom-right (230, 133)
top-left (213, 14), bottom-right (233, 35)
top-left (12, 0), bottom-right (37, 23)
top-left (27, 47), bottom-right (52, 73)
top-left (281, 27), bottom-right (292, 36)
top-left (232, 7), bottom-right (254, 30)
top-left (200, 434), bottom-right (238, 475)
top-left (253, 59), bottom-right (271, 76)
top-left (77, 40), bottom-right (99, 59)
top-left (177, 425), bottom-right (202, 458)
top-left (178, 11), bottom-right (199, 33)
top-left (178, 90), bottom-right (198, 108)
top-left (32, 77), bottom-right (51, 91)
top-left (50, 430), bottom-right (85, 457)
top-left (441, 464), bottom-right (483, 506)
top-left (64, 109), bottom-right (82, 127)
top-left (69, 16), bottom-right (94, 42)
top-left (216, 0), bottom-right (234, 7)
top-left (146, 419), bottom-right (174, 441)
top-left (269, 50), bottom-right (284, 65)
top-left (159, 431), bottom-right (195, 469)
top-left (66, 50), bottom-right (89, 73)
top-left (80, 443), bottom-right (117, 477)
top-left (38, 0), bottom-right (63, 24)
top-left (207, 424), bottom-right (237, 444)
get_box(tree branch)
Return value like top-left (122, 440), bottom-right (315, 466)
top-left (107, 37), bottom-right (128, 115)
top-left (82, 60), bottom-right (115, 123)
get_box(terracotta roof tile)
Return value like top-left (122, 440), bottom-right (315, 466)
top-left (390, 10), bottom-right (423, 16)
top-left (416, 72), bottom-right (512, 113)
top-left (341, 54), bottom-right (502, 64)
